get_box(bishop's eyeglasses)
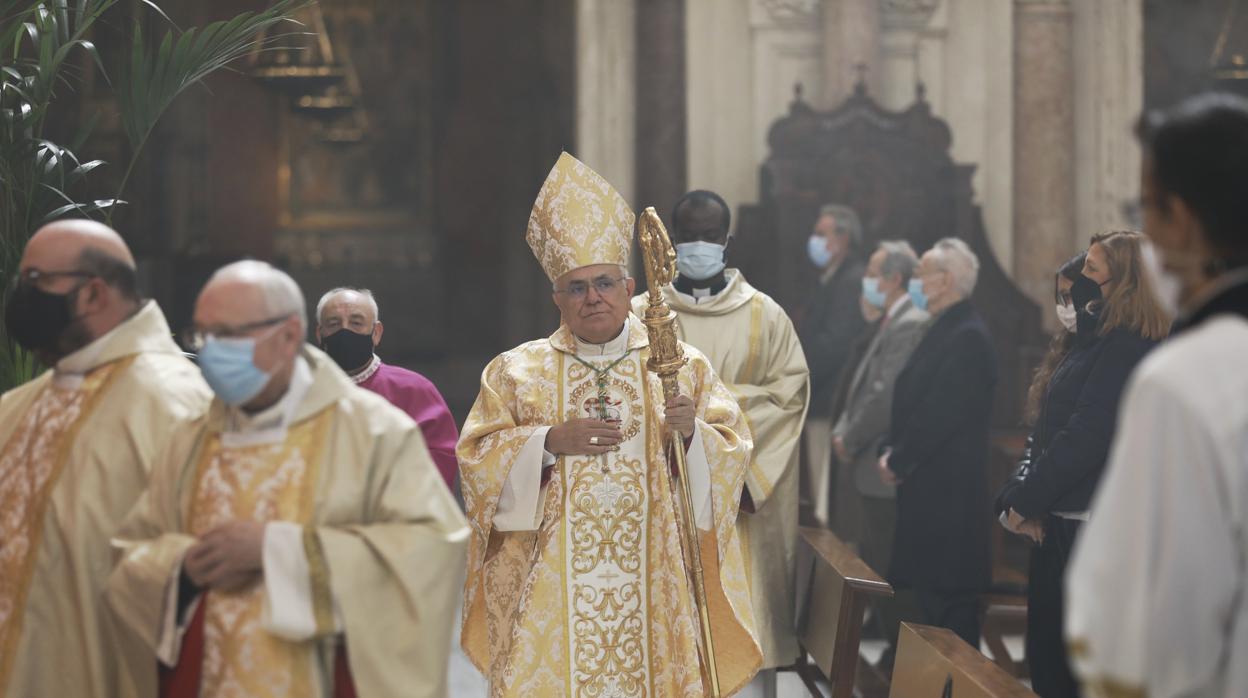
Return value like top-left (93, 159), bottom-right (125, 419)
top-left (553, 276), bottom-right (627, 300)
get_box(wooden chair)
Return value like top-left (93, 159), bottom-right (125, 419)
top-left (890, 623), bottom-right (1038, 698)
top-left (787, 526), bottom-right (893, 698)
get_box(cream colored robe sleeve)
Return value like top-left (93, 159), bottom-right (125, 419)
top-left (309, 421), bottom-right (469, 698)
top-left (491, 426), bottom-right (552, 531)
top-left (106, 418), bottom-right (204, 670)
top-left (730, 309), bottom-right (809, 509)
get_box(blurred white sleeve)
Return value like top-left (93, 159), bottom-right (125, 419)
top-left (1066, 373), bottom-right (1236, 698)
top-left (493, 426), bottom-right (553, 532)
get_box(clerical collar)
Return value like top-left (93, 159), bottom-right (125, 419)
top-left (350, 354), bottom-right (382, 385)
top-left (673, 272), bottom-right (727, 298)
top-left (53, 301), bottom-right (147, 389)
top-left (221, 355), bottom-right (313, 447)
top-left (573, 322), bottom-right (630, 357)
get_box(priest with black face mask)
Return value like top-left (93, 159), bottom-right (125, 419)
top-left (315, 287), bottom-right (459, 490)
top-left (0, 220), bottom-right (211, 697)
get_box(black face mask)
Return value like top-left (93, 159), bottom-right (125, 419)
top-left (321, 328), bottom-right (375, 372)
top-left (4, 281), bottom-right (81, 355)
top-left (1070, 273), bottom-right (1104, 313)
top-left (1070, 273), bottom-right (1112, 335)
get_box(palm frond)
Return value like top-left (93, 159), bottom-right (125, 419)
top-left (117, 0), bottom-right (307, 151)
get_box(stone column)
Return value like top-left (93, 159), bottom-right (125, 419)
top-left (1073, 0), bottom-right (1143, 241)
top-left (878, 0), bottom-right (940, 110)
top-left (635, 0), bottom-right (687, 224)
top-left (1013, 0), bottom-right (1076, 316)
top-left (576, 0), bottom-right (637, 205)
top-left (821, 0), bottom-right (880, 106)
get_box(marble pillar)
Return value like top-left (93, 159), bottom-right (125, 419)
top-left (821, 0), bottom-right (879, 106)
top-left (576, 0), bottom-right (637, 206)
top-left (878, 0), bottom-right (940, 110)
top-left (1073, 0), bottom-right (1143, 242)
top-left (635, 0), bottom-right (687, 227)
top-left (917, 0), bottom-right (1015, 272)
top-left (1013, 0), bottom-right (1076, 314)
top-left (685, 0), bottom-right (822, 214)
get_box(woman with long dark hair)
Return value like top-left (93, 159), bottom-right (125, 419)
top-left (997, 231), bottom-right (1170, 697)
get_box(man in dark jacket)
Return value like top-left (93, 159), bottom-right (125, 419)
top-left (799, 203), bottom-right (867, 526)
top-left (880, 237), bottom-right (997, 649)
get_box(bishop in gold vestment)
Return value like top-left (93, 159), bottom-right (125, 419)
top-left (107, 261), bottom-right (468, 698)
top-left (458, 153), bottom-right (762, 697)
top-left (0, 222), bottom-right (212, 698)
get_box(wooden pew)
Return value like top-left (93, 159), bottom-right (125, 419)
top-left (890, 623), bottom-right (1038, 698)
top-left (788, 526), bottom-right (894, 698)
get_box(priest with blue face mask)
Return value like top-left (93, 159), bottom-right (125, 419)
top-left (632, 190), bottom-right (810, 694)
top-left (107, 260), bottom-right (468, 698)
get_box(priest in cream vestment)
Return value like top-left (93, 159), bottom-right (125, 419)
top-left (632, 190), bottom-right (809, 680)
top-left (107, 261), bottom-right (469, 698)
top-left (0, 221), bottom-right (212, 698)
top-left (458, 153), bottom-right (762, 696)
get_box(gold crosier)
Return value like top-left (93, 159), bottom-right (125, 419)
top-left (637, 207), bottom-right (721, 697)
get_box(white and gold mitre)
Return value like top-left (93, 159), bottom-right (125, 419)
top-left (526, 151), bottom-right (635, 282)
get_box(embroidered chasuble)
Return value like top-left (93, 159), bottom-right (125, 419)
top-left (186, 408), bottom-right (333, 696)
top-left (0, 301), bottom-right (212, 698)
top-left (458, 314), bottom-right (762, 697)
top-left (108, 347), bottom-right (469, 698)
top-left (633, 270), bottom-right (810, 668)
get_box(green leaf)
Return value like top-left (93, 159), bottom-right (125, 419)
top-left (113, 0), bottom-right (310, 192)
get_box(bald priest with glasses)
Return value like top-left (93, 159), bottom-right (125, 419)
top-left (457, 152), bottom-right (763, 697)
top-left (107, 260), bottom-right (468, 698)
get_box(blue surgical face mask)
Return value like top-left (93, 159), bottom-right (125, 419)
top-left (675, 241), bottom-right (727, 281)
top-left (908, 277), bottom-right (928, 311)
top-left (807, 235), bottom-right (832, 268)
top-left (198, 335), bottom-right (273, 406)
top-left (862, 277), bottom-right (887, 308)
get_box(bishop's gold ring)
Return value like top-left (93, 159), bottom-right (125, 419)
top-left (590, 436), bottom-right (600, 446)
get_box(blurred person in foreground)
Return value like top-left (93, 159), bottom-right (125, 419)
top-left (0, 221), bottom-right (210, 698)
top-left (108, 260), bottom-right (467, 698)
top-left (1067, 92), bottom-right (1248, 698)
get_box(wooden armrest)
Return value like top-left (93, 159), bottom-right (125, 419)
top-left (800, 526), bottom-right (893, 598)
top-left (891, 623), bottom-right (1038, 697)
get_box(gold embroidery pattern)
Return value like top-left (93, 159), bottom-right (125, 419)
top-left (564, 356), bottom-right (650, 697)
top-left (187, 409), bottom-right (332, 698)
top-left (0, 362), bottom-right (123, 689)
top-left (568, 376), bottom-right (641, 443)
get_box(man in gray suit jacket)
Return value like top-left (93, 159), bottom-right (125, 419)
top-left (831, 240), bottom-right (929, 578)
